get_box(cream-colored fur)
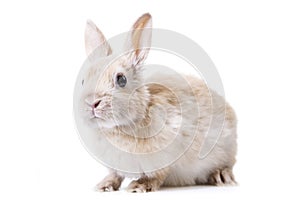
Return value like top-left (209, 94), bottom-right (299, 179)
top-left (78, 13), bottom-right (237, 192)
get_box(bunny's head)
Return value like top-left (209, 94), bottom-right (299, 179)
top-left (79, 13), bottom-right (152, 129)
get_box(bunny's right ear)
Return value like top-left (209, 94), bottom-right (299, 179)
top-left (124, 13), bottom-right (152, 67)
top-left (85, 20), bottom-right (112, 57)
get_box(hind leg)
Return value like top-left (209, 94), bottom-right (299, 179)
top-left (208, 168), bottom-right (236, 186)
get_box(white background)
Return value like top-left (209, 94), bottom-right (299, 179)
top-left (0, 0), bottom-right (300, 199)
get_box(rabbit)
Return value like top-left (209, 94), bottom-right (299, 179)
top-left (76, 13), bottom-right (237, 192)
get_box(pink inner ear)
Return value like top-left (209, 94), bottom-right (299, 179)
top-left (124, 13), bottom-right (152, 66)
top-left (131, 30), bottom-right (151, 55)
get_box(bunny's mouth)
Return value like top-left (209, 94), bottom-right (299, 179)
top-left (85, 107), bottom-right (102, 119)
top-left (91, 109), bottom-right (102, 119)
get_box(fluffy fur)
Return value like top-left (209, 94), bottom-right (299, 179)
top-left (79, 13), bottom-right (237, 192)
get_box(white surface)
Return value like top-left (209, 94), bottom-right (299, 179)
top-left (0, 0), bottom-right (300, 199)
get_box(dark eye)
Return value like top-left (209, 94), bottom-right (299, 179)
top-left (116, 73), bottom-right (127, 87)
top-left (81, 79), bottom-right (84, 85)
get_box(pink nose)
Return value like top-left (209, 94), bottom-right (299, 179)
top-left (92, 99), bottom-right (101, 108)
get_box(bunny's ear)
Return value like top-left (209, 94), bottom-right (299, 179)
top-left (85, 20), bottom-right (112, 57)
top-left (124, 13), bottom-right (152, 66)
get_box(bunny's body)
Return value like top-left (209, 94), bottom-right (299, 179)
top-left (78, 13), bottom-right (237, 192)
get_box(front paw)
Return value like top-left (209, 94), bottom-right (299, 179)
top-left (127, 180), bottom-right (149, 193)
top-left (95, 172), bottom-right (124, 192)
top-left (95, 180), bottom-right (117, 192)
top-left (127, 180), bottom-right (157, 193)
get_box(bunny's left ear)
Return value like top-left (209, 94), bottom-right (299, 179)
top-left (124, 13), bottom-right (152, 66)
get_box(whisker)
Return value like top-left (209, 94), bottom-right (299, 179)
top-left (85, 99), bottom-right (92, 106)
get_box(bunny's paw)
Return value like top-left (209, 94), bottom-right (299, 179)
top-left (127, 178), bottom-right (159, 193)
top-left (208, 168), bottom-right (236, 186)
